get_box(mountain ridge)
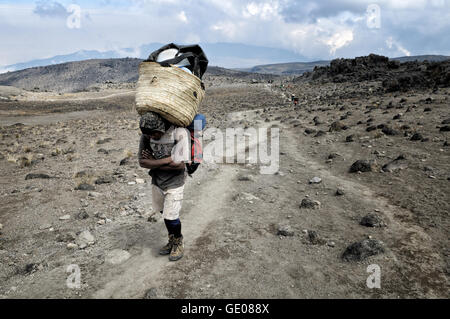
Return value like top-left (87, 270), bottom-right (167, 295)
top-left (0, 42), bottom-right (309, 73)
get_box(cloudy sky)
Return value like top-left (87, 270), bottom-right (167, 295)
top-left (1, 0), bottom-right (449, 68)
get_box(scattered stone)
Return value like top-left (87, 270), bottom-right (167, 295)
top-left (424, 107), bottom-right (432, 112)
top-left (381, 126), bottom-right (399, 136)
top-left (66, 243), bottom-right (78, 250)
top-left (328, 153), bottom-right (341, 159)
top-left (74, 170), bottom-right (90, 178)
top-left (25, 173), bottom-right (51, 180)
top-left (382, 155), bottom-right (408, 172)
top-left (95, 212), bottom-right (107, 219)
top-left (440, 125), bottom-right (450, 132)
top-left (144, 288), bottom-right (158, 299)
top-left (88, 192), bottom-right (102, 198)
top-left (327, 241), bottom-right (336, 247)
top-left (366, 125), bottom-right (377, 132)
top-left (342, 239), bottom-right (385, 261)
top-left (136, 178), bottom-right (145, 184)
top-left (241, 192), bottom-right (260, 201)
top-left (75, 183), bottom-right (95, 191)
top-left (76, 209), bottom-right (89, 220)
top-left (313, 116), bottom-right (323, 125)
top-left (423, 166), bottom-right (434, 172)
top-left (277, 225), bottom-right (294, 237)
top-left (314, 130), bottom-right (326, 137)
top-left (105, 249), bottom-right (131, 265)
top-left (59, 214), bottom-right (71, 221)
top-left (410, 132), bottom-right (423, 141)
top-left (335, 188), bottom-right (345, 196)
top-left (97, 138), bottom-right (112, 145)
top-left (95, 176), bottom-right (113, 184)
top-left (360, 213), bottom-right (386, 227)
top-left (349, 160), bottom-right (376, 173)
top-left (0, 223), bottom-right (3, 231)
top-left (97, 148), bottom-right (109, 154)
top-left (76, 230), bottom-right (95, 249)
top-left (309, 177), bottom-right (322, 184)
top-left (24, 263), bottom-right (41, 274)
top-left (119, 157), bottom-right (131, 166)
top-left (307, 230), bottom-right (326, 245)
top-left (237, 174), bottom-right (255, 182)
top-left (56, 231), bottom-right (76, 242)
top-left (39, 223), bottom-right (52, 230)
top-left (329, 121), bottom-right (345, 132)
top-left (345, 135), bottom-right (355, 142)
top-left (304, 128), bottom-right (316, 135)
top-left (300, 198), bottom-right (321, 209)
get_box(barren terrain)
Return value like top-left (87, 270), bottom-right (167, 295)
top-left (0, 59), bottom-right (449, 298)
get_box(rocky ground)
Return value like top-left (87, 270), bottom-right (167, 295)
top-left (0, 58), bottom-right (449, 299)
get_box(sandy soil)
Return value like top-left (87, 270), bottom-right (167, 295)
top-left (0, 80), bottom-right (448, 299)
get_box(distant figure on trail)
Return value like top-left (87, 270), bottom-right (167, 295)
top-left (138, 111), bottom-right (190, 261)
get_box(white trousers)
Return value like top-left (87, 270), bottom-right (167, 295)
top-left (151, 184), bottom-right (184, 220)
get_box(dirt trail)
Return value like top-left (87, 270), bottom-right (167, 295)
top-left (0, 110), bottom-right (106, 126)
top-left (141, 104), bottom-right (448, 298)
top-left (92, 103), bottom-right (446, 298)
top-left (93, 165), bottom-right (237, 298)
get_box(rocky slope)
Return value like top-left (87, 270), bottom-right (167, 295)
top-left (0, 58), bottom-right (277, 94)
top-left (301, 54), bottom-right (450, 92)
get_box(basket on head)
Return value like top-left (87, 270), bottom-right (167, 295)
top-left (135, 62), bottom-right (205, 127)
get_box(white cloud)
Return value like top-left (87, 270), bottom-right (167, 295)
top-left (0, 0), bottom-right (449, 67)
top-left (325, 29), bottom-right (354, 54)
top-left (242, 1), bottom-right (280, 20)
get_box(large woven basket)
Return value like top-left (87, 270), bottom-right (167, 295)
top-left (135, 62), bottom-right (205, 127)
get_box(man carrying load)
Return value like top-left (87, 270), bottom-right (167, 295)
top-left (135, 43), bottom-right (208, 261)
top-left (138, 111), bottom-right (190, 261)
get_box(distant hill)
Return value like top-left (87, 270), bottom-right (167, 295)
top-left (0, 58), bottom-right (143, 93)
top-left (236, 60), bottom-right (330, 75)
top-left (0, 58), bottom-right (270, 93)
top-left (391, 55), bottom-right (450, 63)
top-left (236, 55), bottom-right (450, 75)
top-left (0, 42), bottom-right (309, 73)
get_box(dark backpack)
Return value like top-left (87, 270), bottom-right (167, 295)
top-left (144, 43), bottom-right (209, 80)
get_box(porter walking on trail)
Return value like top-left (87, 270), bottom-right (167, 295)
top-left (138, 111), bottom-right (190, 261)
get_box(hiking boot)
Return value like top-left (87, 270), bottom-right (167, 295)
top-left (159, 234), bottom-right (175, 255)
top-left (169, 236), bottom-right (184, 261)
